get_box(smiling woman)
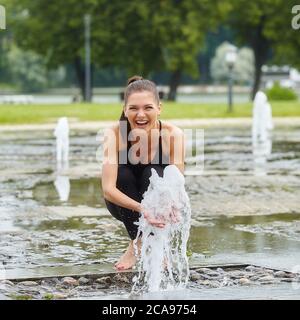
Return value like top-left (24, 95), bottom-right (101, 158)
top-left (101, 75), bottom-right (185, 271)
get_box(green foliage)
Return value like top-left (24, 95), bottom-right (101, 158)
top-left (2, 0), bottom-right (300, 97)
top-left (151, 0), bottom-right (227, 77)
top-left (266, 82), bottom-right (298, 101)
top-left (228, 0), bottom-right (283, 45)
top-left (227, 0), bottom-right (292, 98)
top-left (6, 0), bottom-right (100, 68)
top-left (264, 0), bottom-right (300, 69)
top-left (5, 0), bottom-right (229, 93)
top-left (7, 45), bottom-right (48, 92)
top-left (0, 41), bottom-right (68, 92)
top-left (211, 42), bottom-right (254, 84)
top-left (0, 83), bottom-right (17, 90)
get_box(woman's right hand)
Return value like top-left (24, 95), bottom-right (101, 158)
top-left (143, 210), bottom-right (166, 228)
top-left (169, 206), bottom-right (181, 223)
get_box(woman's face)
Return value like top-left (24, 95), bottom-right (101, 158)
top-left (124, 90), bottom-right (161, 132)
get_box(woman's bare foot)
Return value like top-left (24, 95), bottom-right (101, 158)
top-left (114, 239), bottom-right (141, 271)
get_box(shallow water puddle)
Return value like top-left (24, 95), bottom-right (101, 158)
top-left (33, 178), bottom-right (105, 207)
top-left (1, 125), bottom-right (300, 298)
top-left (1, 212), bottom-right (300, 278)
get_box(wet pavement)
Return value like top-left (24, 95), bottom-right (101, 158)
top-left (0, 121), bottom-right (300, 299)
top-left (1, 264), bottom-right (300, 300)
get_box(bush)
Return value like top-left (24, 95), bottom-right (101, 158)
top-left (266, 82), bottom-right (298, 101)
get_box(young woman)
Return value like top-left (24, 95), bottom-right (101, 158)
top-left (101, 76), bottom-right (185, 271)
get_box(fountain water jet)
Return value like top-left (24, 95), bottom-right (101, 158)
top-left (54, 117), bottom-right (70, 201)
top-left (252, 91), bottom-right (273, 175)
top-left (54, 117), bottom-right (69, 165)
top-left (132, 165), bottom-right (191, 294)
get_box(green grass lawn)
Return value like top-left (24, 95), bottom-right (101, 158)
top-left (0, 101), bottom-right (299, 124)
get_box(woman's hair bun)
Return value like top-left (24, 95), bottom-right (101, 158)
top-left (127, 75), bottom-right (143, 86)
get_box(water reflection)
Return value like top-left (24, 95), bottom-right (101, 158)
top-left (34, 178), bottom-right (105, 207)
top-left (54, 175), bottom-right (70, 202)
top-left (189, 214), bottom-right (300, 270)
top-left (2, 213), bottom-right (300, 273)
top-left (54, 161), bottom-right (70, 202)
top-left (54, 117), bottom-right (69, 163)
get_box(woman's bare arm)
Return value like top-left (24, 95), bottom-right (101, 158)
top-left (101, 126), bottom-right (141, 212)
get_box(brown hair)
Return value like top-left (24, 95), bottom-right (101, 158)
top-left (119, 75), bottom-right (160, 138)
top-left (124, 75), bottom-right (159, 105)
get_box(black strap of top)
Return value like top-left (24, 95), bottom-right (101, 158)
top-left (158, 120), bottom-right (162, 165)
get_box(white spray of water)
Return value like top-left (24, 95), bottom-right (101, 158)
top-left (252, 91), bottom-right (273, 151)
top-left (252, 92), bottom-right (273, 175)
top-left (54, 117), bottom-right (69, 163)
top-left (54, 117), bottom-right (70, 201)
top-left (132, 165), bottom-right (191, 293)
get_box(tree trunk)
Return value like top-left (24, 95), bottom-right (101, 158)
top-left (73, 56), bottom-right (90, 101)
top-left (74, 57), bottom-right (94, 102)
top-left (168, 70), bottom-right (181, 101)
top-left (251, 17), bottom-right (270, 100)
top-left (252, 49), bottom-right (264, 100)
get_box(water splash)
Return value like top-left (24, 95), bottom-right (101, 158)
top-left (132, 165), bottom-right (191, 293)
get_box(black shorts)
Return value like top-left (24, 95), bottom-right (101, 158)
top-left (104, 164), bottom-right (165, 240)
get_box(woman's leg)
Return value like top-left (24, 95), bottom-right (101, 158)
top-left (104, 165), bottom-right (141, 240)
top-left (104, 165), bottom-right (142, 270)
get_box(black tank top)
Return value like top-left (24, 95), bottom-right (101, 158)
top-left (120, 120), bottom-right (169, 172)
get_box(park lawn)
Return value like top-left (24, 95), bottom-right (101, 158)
top-left (0, 101), bottom-right (299, 124)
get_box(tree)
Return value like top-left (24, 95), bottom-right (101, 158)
top-left (7, 0), bottom-right (231, 101)
top-left (152, 0), bottom-right (230, 100)
top-left (93, 0), bottom-right (230, 100)
top-left (265, 1), bottom-right (300, 70)
top-left (7, 45), bottom-right (48, 92)
top-left (210, 42), bottom-right (254, 85)
top-left (0, 33), bottom-right (12, 85)
top-left (227, 0), bottom-right (294, 99)
top-left (6, 0), bottom-right (108, 100)
top-left (92, 1), bottom-right (163, 80)
top-left (6, 0), bottom-right (165, 99)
